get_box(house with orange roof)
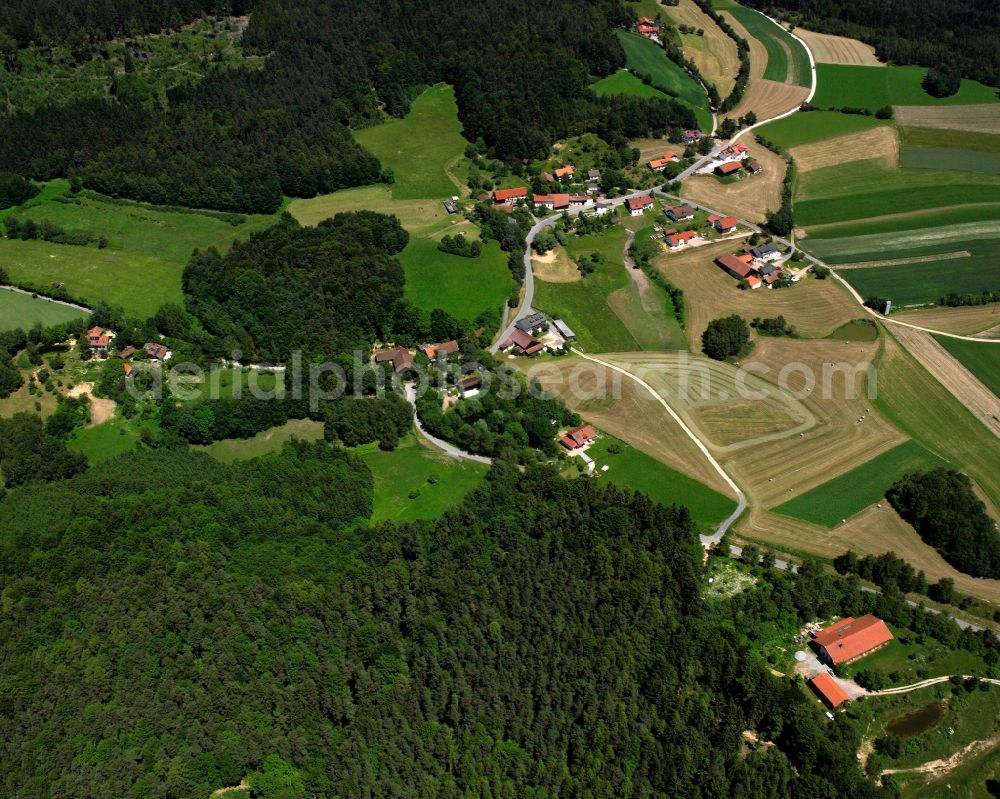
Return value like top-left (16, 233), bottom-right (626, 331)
top-left (648, 152), bottom-right (678, 171)
top-left (560, 424), bottom-right (597, 450)
top-left (85, 326), bottom-right (113, 352)
top-left (626, 195), bottom-right (654, 216)
top-left (812, 615), bottom-right (894, 667)
top-left (711, 215), bottom-right (739, 233)
top-left (666, 230), bottom-right (698, 249)
top-left (717, 253), bottom-right (754, 280)
top-left (554, 165), bottom-right (575, 180)
top-left (534, 193), bottom-right (570, 211)
top-left (746, 275), bottom-right (762, 289)
top-left (715, 161), bottom-right (741, 177)
top-left (809, 673), bottom-right (851, 709)
top-left (493, 187), bottom-right (528, 205)
top-left (373, 346), bottom-right (413, 373)
top-left (719, 142), bottom-right (749, 162)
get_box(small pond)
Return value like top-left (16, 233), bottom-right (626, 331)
top-left (886, 701), bottom-right (945, 737)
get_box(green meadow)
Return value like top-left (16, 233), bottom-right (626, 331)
top-left (0, 288), bottom-right (87, 331)
top-left (900, 126), bottom-right (1000, 154)
top-left (614, 31), bottom-right (713, 130)
top-left (398, 235), bottom-right (513, 321)
top-left (724, 6), bottom-right (811, 86)
top-left (900, 147), bottom-right (1000, 176)
top-left (804, 205), bottom-right (1000, 240)
top-left (586, 435), bottom-right (734, 529)
top-left (359, 435), bottom-right (488, 523)
top-left (757, 112), bottom-right (889, 148)
top-left (773, 439), bottom-right (947, 527)
top-left (197, 419), bottom-right (325, 464)
top-left (812, 64), bottom-right (1000, 109)
top-left (592, 68), bottom-right (672, 100)
top-left (69, 416), bottom-right (162, 464)
top-left (355, 83), bottom-right (469, 200)
top-left (934, 336), bottom-right (1000, 398)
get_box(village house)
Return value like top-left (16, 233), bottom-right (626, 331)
top-left (419, 340), bottom-right (459, 360)
top-left (560, 423), bottom-right (597, 451)
top-left (541, 171), bottom-right (555, 183)
top-left (443, 199), bottom-right (459, 214)
top-left (746, 275), bottom-right (762, 289)
top-left (812, 615), bottom-right (894, 668)
top-left (809, 673), bottom-right (850, 709)
top-left (708, 214), bottom-right (739, 233)
top-left (499, 328), bottom-right (544, 357)
top-left (636, 16), bottom-right (660, 36)
top-left (594, 200), bottom-right (613, 216)
top-left (554, 165), bottom-right (575, 180)
top-left (122, 363), bottom-right (135, 378)
top-left (569, 194), bottom-right (590, 207)
top-left (373, 346), bottom-right (412, 373)
top-left (118, 345), bottom-right (136, 360)
top-left (719, 142), bottom-right (748, 162)
top-left (534, 193), bottom-right (570, 211)
top-left (746, 160), bottom-right (763, 174)
top-left (143, 342), bottom-right (171, 363)
top-left (626, 194), bottom-right (654, 217)
top-left (587, 168), bottom-right (601, 181)
top-left (85, 326), bottom-right (113, 352)
top-left (493, 187), bottom-right (528, 205)
top-left (515, 311), bottom-right (547, 334)
top-left (751, 242), bottom-right (782, 264)
top-left (665, 204), bottom-right (695, 222)
top-left (648, 152), bottom-right (678, 171)
top-left (715, 161), bottom-right (741, 177)
top-left (666, 230), bottom-right (697, 249)
top-left (682, 129), bottom-right (703, 144)
top-left (716, 253), bottom-right (754, 280)
top-left (456, 375), bottom-right (482, 397)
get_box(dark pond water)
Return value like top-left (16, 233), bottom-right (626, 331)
top-left (886, 701), bottom-right (945, 737)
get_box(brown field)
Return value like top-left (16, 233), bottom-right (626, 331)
top-left (722, 10), bottom-right (766, 81)
top-left (524, 356), bottom-right (735, 496)
top-left (894, 104), bottom-right (1000, 135)
top-left (894, 305), bottom-right (1000, 336)
top-left (682, 136), bottom-right (787, 223)
top-left (731, 78), bottom-right (810, 125)
top-left (789, 125), bottom-right (898, 173)
top-left (631, 137), bottom-right (678, 163)
top-left (653, 239), bottom-right (859, 348)
top-left (790, 27), bottom-right (882, 66)
top-left (532, 247), bottom-right (580, 282)
top-left (875, 331), bottom-right (1000, 509)
top-left (890, 326), bottom-right (1000, 438)
top-left (723, 336), bottom-right (904, 506)
top-left (669, 0), bottom-right (739, 97)
top-left (739, 504), bottom-right (1000, 606)
top-left (690, 397), bottom-right (804, 446)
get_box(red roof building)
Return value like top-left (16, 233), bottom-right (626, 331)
top-left (122, 363), bottom-right (134, 377)
top-left (717, 253), bottom-right (754, 279)
top-left (712, 215), bottom-right (739, 233)
top-left (118, 345), bottom-right (136, 360)
top-left (560, 424), bottom-right (597, 450)
top-left (373, 346), bottom-right (413, 373)
top-left (649, 153), bottom-right (677, 170)
top-left (144, 342), bottom-right (170, 361)
top-left (456, 375), bottom-right (482, 393)
top-left (420, 340), bottom-right (459, 359)
top-left (720, 142), bottom-right (748, 161)
top-left (500, 329), bottom-right (544, 356)
top-left (493, 187), bottom-right (528, 204)
top-left (554, 165), bottom-right (575, 179)
top-left (812, 615), bottom-right (894, 666)
top-left (716, 161), bottom-right (742, 176)
top-left (626, 195), bottom-right (654, 215)
top-left (86, 326), bottom-right (111, 349)
top-left (666, 230), bottom-right (697, 248)
top-left (809, 673), bottom-right (851, 708)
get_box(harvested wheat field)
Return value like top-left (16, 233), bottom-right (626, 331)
top-left (722, 10), bottom-right (766, 81)
top-left (654, 239), bottom-right (858, 348)
top-left (683, 136), bottom-right (787, 223)
top-left (670, 0), bottom-right (739, 97)
top-left (791, 28), bottom-right (882, 67)
top-left (789, 125), bottom-right (898, 172)
top-left (532, 247), bottom-right (580, 282)
top-left (524, 356), bottom-right (735, 496)
top-left (894, 305), bottom-right (1000, 336)
top-left (721, 336), bottom-right (904, 506)
top-left (894, 104), bottom-right (1000, 135)
top-left (732, 78), bottom-right (810, 125)
top-left (891, 326), bottom-right (1000, 438)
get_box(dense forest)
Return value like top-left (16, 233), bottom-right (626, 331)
top-left (887, 468), bottom-right (1000, 579)
top-left (0, 0), bottom-right (694, 212)
top-left (1, 435), bottom-right (903, 799)
top-left (747, 0), bottom-right (1000, 89)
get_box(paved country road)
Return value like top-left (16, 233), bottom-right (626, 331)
top-left (404, 383), bottom-right (493, 465)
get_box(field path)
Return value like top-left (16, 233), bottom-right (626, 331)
top-left (569, 349), bottom-right (746, 546)
top-left (880, 736), bottom-right (1000, 781)
top-left (889, 327), bottom-right (1000, 438)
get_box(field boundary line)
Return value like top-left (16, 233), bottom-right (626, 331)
top-left (569, 348), bottom-right (746, 545)
top-left (0, 283), bottom-right (92, 313)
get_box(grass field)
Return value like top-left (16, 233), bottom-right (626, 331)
top-left (803, 205), bottom-right (1000, 240)
top-left (198, 419), bottom-right (325, 464)
top-left (900, 126), bottom-right (1000, 154)
top-left (359, 434), bottom-right (487, 523)
top-left (0, 238), bottom-right (183, 319)
top-left (839, 625), bottom-right (988, 684)
top-left (586, 434), bottom-right (734, 529)
top-left (398, 235), bottom-right (512, 320)
top-left (615, 30), bottom-right (713, 130)
top-left (68, 416), bottom-right (161, 464)
top-left (874, 332), bottom-right (1000, 512)
top-left (773, 440), bottom-right (946, 526)
top-left (592, 68), bottom-right (671, 100)
top-left (0, 288), bottom-right (87, 331)
top-left (812, 64), bottom-right (1000, 109)
top-left (900, 147), bottom-right (1000, 176)
top-left (757, 111), bottom-right (890, 148)
top-left (724, 6), bottom-right (811, 86)
top-left (934, 336), bottom-right (1000, 398)
top-left (894, 103), bottom-right (1000, 136)
top-left (354, 84), bottom-right (469, 200)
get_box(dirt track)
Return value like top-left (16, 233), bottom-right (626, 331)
top-left (67, 382), bottom-right (116, 426)
top-left (891, 326), bottom-right (1000, 439)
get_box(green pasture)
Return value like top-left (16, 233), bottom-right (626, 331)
top-left (900, 126), bottom-right (1000, 154)
top-left (804, 205), bottom-right (1000, 241)
top-left (841, 251), bottom-right (1000, 306)
top-left (398, 235), bottom-right (513, 321)
top-left (757, 112), bottom-right (889, 148)
top-left (900, 147), bottom-right (1000, 176)
top-left (724, 6), bottom-right (811, 86)
top-left (355, 84), bottom-right (469, 200)
top-left (592, 68), bottom-right (671, 100)
top-left (359, 434), bottom-right (488, 523)
top-left (773, 440), bottom-right (947, 527)
top-left (0, 238), bottom-right (182, 319)
top-left (614, 31), bottom-right (713, 129)
top-left (69, 416), bottom-right (162, 464)
top-left (0, 288), bottom-right (87, 331)
top-left (838, 625), bottom-right (988, 684)
top-left (812, 65), bottom-right (999, 109)
top-left (934, 336), bottom-right (1000, 399)
top-left (197, 419), bottom-right (325, 464)
top-left (586, 435), bottom-right (734, 529)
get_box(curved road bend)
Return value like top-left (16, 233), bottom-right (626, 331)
top-left (404, 383), bottom-right (493, 465)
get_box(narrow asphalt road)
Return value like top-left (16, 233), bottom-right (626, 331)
top-left (404, 383), bottom-right (493, 465)
top-left (1, 284), bottom-right (91, 313)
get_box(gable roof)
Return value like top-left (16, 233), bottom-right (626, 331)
top-left (421, 340), bottom-right (459, 359)
top-left (666, 204), bottom-right (695, 218)
top-left (626, 195), bottom-right (653, 211)
top-left (144, 342), bottom-right (169, 360)
top-left (554, 165), bottom-right (575, 178)
top-left (493, 187), bottom-right (527, 202)
top-left (746, 275), bottom-right (761, 289)
top-left (515, 311), bottom-right (547, 332)
top-left (373, 346), bottom-right (412, 372)
top-left (510, 329), bottom-right (537, 349)
top-left (751, 242), bottom-right (780, 258)
top-left (810, 673), bottom-right (850, 708)
top-left (714, 215), bottom-right (739, 230)
top-left (561, 424), bottom-right (597, 449)
top-left (717, 161), bottom-right (741, 175)
top-left (667, 230), bottom-right (697, 246)
top-left (813, 615), bottom-right (894, 665)
top-left (717, 253), bottom-right (754, 279)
